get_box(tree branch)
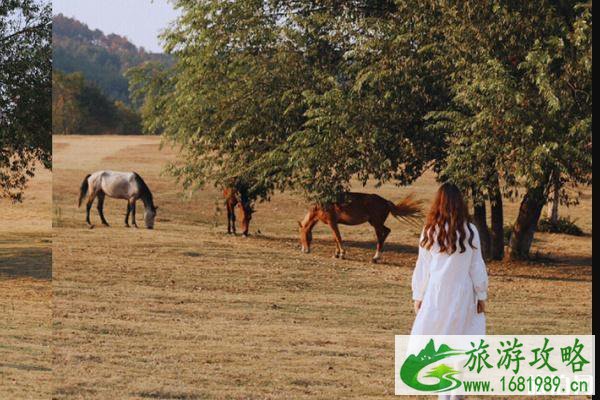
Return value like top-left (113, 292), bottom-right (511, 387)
top-left (0, 23), bottom-right (47, 44)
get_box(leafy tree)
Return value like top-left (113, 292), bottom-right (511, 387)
top-left (130, 1), bottom-right (305, 200)
top-left (130, 0), bottom-right (444, 202)
top-left (1, 0), bottom-right (51, 201)
top-left (427, 1), bottom-right (592, 259)
top-left (52, 71), bottom-right (84, 135)
top-left (281, 1), bottom-right (448, 202)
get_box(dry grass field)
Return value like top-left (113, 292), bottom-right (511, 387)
top-left (0, 165), bottom-right (52, 399)
top-left (52, 135), bottom-right (591, 400)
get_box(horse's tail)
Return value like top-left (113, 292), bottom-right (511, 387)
top-left (388, 194), bottom-right (422, 227)
top-left (78, 174), bottom-right (91, 207)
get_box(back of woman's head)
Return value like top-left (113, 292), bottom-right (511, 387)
top-left (420, 182), bottom-right (475, 254)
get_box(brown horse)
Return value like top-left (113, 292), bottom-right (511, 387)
top-left (224, 188), bottom-right (253, 236)
top-left (298, 193), bottom-right (421, 263)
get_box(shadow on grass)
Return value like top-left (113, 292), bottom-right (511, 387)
top-left (490, 272), bottom-right (591, 283)
top-left (0, 245), bottom-right (51, 280)
top-left (135, 391), bottom-right (205, 400)
top-left (0, 363), bottom-right (51, 372)
top-left (252, 233), bottom-right (420, 255)
top-left (527, 253), bottom-right (593, 268)
top-left (255, 232), bottom-right (592, 281)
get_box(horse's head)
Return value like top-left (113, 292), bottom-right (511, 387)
top-left (239, 203), bottom-right (253, 236)
top-left (144, 205), bottom-right (158, 229)
top-left (298, 219), bottom-right (313, 253)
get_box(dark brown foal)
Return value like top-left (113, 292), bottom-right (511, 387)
top-left (224, 188), bottom-right (253, 236)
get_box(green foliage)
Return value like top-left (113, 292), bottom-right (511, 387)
top-left (427, 1), bottom-right (592, 203)
top-left (1, 0), bottom-right (51, 201)
top-left (53, 14), bottom-right (171, 105)
top-left (133, 0), bottom-right (592, 208)
top-left (131, 1), bottom-right (445, 203)
top-left (537, 216), bottom-right (584, 236)
top-left (52, 71), bottom-right (142, 135)
top-left (127, 62), bottom-right (174, 135)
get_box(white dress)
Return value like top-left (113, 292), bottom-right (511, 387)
top-left (410, 223), bottom-right (488, 335)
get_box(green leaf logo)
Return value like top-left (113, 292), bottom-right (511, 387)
top-left (400, 339), bottom-right (464, 392)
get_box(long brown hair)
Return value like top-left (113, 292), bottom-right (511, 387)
top-left (420, 182), bottom-right (475, 254)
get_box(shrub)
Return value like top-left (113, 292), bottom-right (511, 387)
top-left (537, 216), bottom-right (584, 236)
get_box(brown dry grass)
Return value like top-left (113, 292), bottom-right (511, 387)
top-left (52, 135), bottom-right (591, 400)
top-left (0, 165), bottom-right (52, 399)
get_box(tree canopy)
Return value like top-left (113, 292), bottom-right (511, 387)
top-left (130, 1), bottom-right (446, 202)
top-left (429, 1), bottom-right (592, 202)
top-left (1, 0), bottom-right (51, 201)
top-left (424, 1), bottom-right (592, 258)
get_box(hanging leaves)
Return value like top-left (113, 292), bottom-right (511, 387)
top-left (1, 0), bottom-right (51, 201)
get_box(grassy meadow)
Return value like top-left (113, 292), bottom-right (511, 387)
top-left (0, 165), bottom-right (52, 399)
top-left (51, 135), bottom-right (591, 399)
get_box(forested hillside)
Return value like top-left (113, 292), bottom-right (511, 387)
top-left (52, 14), bottom-right (171, 134)
top-left (53, 14), bottom-right (170, 104)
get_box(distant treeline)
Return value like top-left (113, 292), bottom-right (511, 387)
top-left (52, 14), bottom-right (171, 134)
top-left (52, 71), bottom-right (141, 135)
top-left (53, 14), bottom-right (171, 104)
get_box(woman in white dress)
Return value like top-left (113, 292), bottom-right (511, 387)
top-left (410, 183), bottom-right (488, 400)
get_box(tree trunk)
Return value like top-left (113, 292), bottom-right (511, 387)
top-left (546, 172), bottom-right (560, 224)
top-left (472, 189), bottom-right (491, 260)
top-left (489, 178), bottom-right (504, 260)
top-left (509, 185), bottom-right (546, 260)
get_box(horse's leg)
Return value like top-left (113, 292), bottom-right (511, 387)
top-left (97, 192), bottom-right (109, 226)
top-left (328, 221), bottom-right (345, 259)
top-left (226, 206), bottom-right (230, 234)
top-left (85, 193), bottom-right (96, 227)
top-left (230, 205), bottom-right (236, 235)
top-left (130, 199), bottom-right (138, 228)
top-left (226, 204), bottom-right (233, 234)
top-left (372, 223), bottom-right (391, 263)
top-left (125, 202), bottom-right (131, 227)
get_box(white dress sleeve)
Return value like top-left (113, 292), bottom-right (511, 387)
top-left (469, 224), bottom-right (489, 301)
top-left (412, 230), bottom-right (431, 301)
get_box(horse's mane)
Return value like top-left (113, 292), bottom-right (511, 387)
top-left (133, 172), bottom-right (154, 206)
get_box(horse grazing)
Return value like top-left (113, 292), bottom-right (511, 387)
top-left (223, 187), bottom-right (253, 236)
top-left (298, 192), bottom-right (421, 263)
top-left (78, 171), bottom-right (158, 229)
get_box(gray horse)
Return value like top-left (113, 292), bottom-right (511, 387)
top-left (78, 170), bottom-right (158, 229)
